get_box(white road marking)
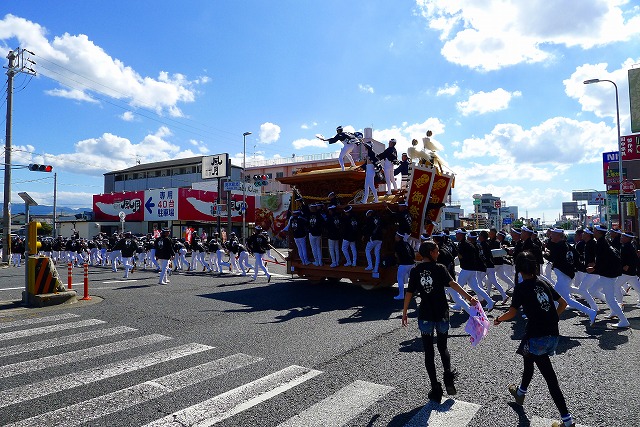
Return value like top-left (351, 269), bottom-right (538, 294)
top-left (530, 416), bottom-right (589, 427)
top-left (403, 399), bottom-right (481, 427)
top-left (0, 334), bottom-right (171, 378)
top-left (142, 365), bottom-right (323, 427)
top-left (0, 326), bottom-right (136, 358)
top-left (276, 379), bottom-right (394, 427)
top-left (0, 287), bottom-right (24, 291)
top-left (0, 342), bottom-right (213, 408)
top-left (6, 353), bottom-right (263, 427)
top-left (0, 319), bottom-right (106, 341)
top-left (0, 313), bottom-right (79, 329)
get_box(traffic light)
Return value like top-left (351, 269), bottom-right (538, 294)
top-left (252, 173), bottom-right (272, 187)
top-left (28, 164), bottom-right (53, 172)
top-left (27, 221), bottom-right (42, 255)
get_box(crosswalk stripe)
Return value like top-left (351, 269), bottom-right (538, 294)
top-left (0, 319), bottom-right (106, 341)
top-left (403, 399), bottom-right (481, 427)
top-left (530, 416), bottom-right (589, 427)
top-left (276, 379), bottom-right (394, 427)
top-left (0, 334), bottom-right (171, 379)
top-left (0, 342), bottom-right (213, 409)
top-left (0, 313), bottom-right (79, 329)
top-left (142, 365), bottom-right (323, 427)
top-left (0, 326), bottom-right (137, 358)
top-left (5, 353), bottom-right (263, 427)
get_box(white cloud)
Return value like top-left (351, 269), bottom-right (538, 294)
top-left (453, 117), bottom-right (615, 164)
top-left (18, 126), bottom-right (213, 176)
top-left (301, 122), bottom-right (318, 130)
top-left (436, 83), bottom-right (460, 96)
top-left (0, 14), bottom-right (207, 116)
top-left (44, 88), bottom-right (99, 103)
top-left (120, 111), bottom-right (135, 121)
top-left (457, 88), bottom-right (521, 116)
top-left (292, 138), bottom-right (327, 150)
top-left (259, 122), bottom-right (281, 144)
top-left (563, 57), bottom-right (638, 133)
top-left (358, 84), bottom-right (374, 94)
top-left (415, 0), bottom-right (640, 71)
top-left (189, 139), bottom-right (209, 154)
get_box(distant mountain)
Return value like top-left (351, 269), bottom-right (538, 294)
top-left (0, 204), bottom-right (93, 216)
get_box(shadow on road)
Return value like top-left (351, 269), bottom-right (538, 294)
top-left (198, 279), bottom-right (400, 323)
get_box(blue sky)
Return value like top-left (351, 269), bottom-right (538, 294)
top-left (0, 1), bottom-right (639, 223)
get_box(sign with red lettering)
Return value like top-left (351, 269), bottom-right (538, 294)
top-left (93, 191), bottom-right (145, 221)
top-left (620, 134), bottom-right (640, 160)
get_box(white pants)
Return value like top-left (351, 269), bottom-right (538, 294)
top-left (396, 264), bottom-right (413, 297)
top-left (363, 164), bottom-right (379, 203)
top-left (458, 269), bottom-right (493, 308)
top-left (495, 264), bottom-right (515, 291)
top-left (122, 256), bottom-right (134, 278)
top-left (553, 268), bottom-right (595, 317)
top-left (191, 250), bottom-right (201, 270)
top-left (294, 236), bottom-right (310, 265)
top-left (158, 258), bottom-right (170, 284)
top-left (110, 250), bottom-right (122, 272)
top-left (447, 288), bottom-right (473, 316)
top-left (577, 273), bottom-right (600, 311)
top-left (252, 253), bottom-right (270, 280)
top-left (615, 274), bottom-right (640, 304)
top-left (194, 251), bottom-right (210, 271)
top-left (217, 250), bottom-right (229, 271)
top-left (238, 251), bottom-right (253, 274)
top-left (383, 159), bottom-right (396, 194)
top-left (338, 143), bottom-right (355, 171)
top-left (176, 248), bottom-right (190, 270)
top-left (328, 239), bottom-right (341, 267)
top-left (365, 239), bottom-right (382, 272)
top-left (341, 240), bottom-right (357, 266)
top-left (481, 268), bottom-right (507, 301)
top-left (597, 276), bottom-right (629, 325)
top-left (309, 234), bottom-right (323, 266)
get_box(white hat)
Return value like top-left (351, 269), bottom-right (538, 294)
top-left (521, 225), bottom-right (534, 233)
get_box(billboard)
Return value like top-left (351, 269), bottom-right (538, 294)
top-left (179, 188), bottom-right (255, 222)
top-left (619, 134), bottom-right (640, 160)
top-left (630, 68), bottom-right (640, 133)
top-left (93, 191), bottom-right (145, 221)
top-left (562, 202), bottom-right (578, 215)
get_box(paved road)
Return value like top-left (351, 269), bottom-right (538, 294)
top-left (0, 259), bottom-right (638, 426)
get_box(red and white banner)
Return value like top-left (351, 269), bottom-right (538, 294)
top-left (179, 188), bottom-right (255, 222)
top-left (93, 188), bottom-right (256, 223)
top-left (93, 191), bottom-right (145, 221)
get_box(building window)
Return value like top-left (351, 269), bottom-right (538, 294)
top-left (276, 171), bottom-right (284, 178)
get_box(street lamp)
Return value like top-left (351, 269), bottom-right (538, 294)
top-left (584, 78), bottom-right (623, 229)
top-left (242, 131), bottom-right (252, 244)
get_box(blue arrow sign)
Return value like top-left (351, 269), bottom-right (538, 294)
top-left (145, 196), bottom-right (155, 214)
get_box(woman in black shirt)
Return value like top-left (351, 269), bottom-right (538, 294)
top-left (402, 240), bottom-right (477, 403)
top-left (494, 251), bottom-right (576, 427)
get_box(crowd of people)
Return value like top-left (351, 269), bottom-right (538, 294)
top-left (399, 224), bottom-right (639, 427)
top-left (15, 227), bottom-right (277, 284)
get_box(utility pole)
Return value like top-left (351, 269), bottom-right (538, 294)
top-left (2, 48), bottom-right (36, 263)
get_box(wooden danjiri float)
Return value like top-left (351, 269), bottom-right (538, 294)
top-left (277, 133), bottom-right (455, 290)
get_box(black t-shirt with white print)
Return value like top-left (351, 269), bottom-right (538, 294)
top-left (510, 277), bottom-right (561, 339)
top-left (407, 261), bottom-right (453, 322)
